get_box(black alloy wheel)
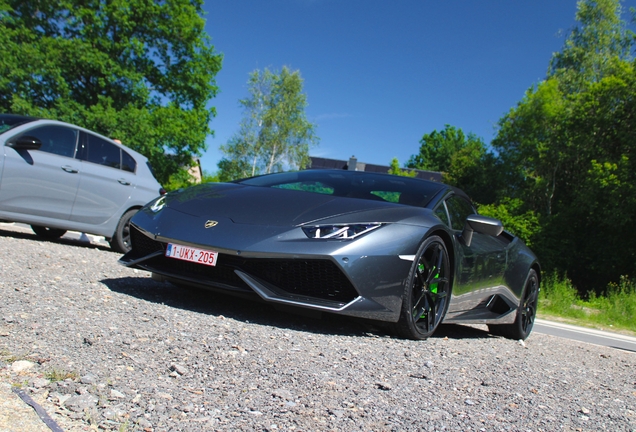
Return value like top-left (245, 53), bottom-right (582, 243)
top-left (395, 235), bottom-right (451, 340)
top-left (109, 209), bottom-right (137, 253)
top-left (489, 269), bottom-right (539, 340)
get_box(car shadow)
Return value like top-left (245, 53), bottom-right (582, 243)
top-left (102, 276), bottom-right (494, 341)
top-left (0, 226), bottom-right (112, 252)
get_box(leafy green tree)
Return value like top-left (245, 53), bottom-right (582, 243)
top-left (406, 124), bottom-right (499, 204)
top-left (493, 79), bottom-right (569, 216)
top-left (407, 125), bottom-right (472, 172)
top-left (218, 67), bottom-right (318, 180)
top-left (556, 64), bottom-right (636, 289)
top-left (478, 199), bottom-right (541, 247)
top-left (493, 0), bottom-right (636, 292)
top-left (163, 168), bottom-right (219, 191)
top-left (388, 158), bottom-right (417, 177)
top-left (549, 0), bottom-right (633, 91)
top-left (0, 0), bottom-right (222, 184)
top-left (201, 170), bottom-right (220, 183)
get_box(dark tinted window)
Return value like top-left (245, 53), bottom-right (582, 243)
top-left (22, 125), bottom-right (78, 158)
top-left (445, 195), bottom-right (475, 231)
top-left (274, 181), bottom-right (334, 194)
top-left (122, 150), bottom-right (136, 173)
top-left (434, 203), bottom-right (450, 226)
top-left (146, 161), bottom-right (157, 177)
top-left (0, 114), bottom-right (37, 135)
top-left (85, 134), bottom-right (121, 169)
top-left (239, 170), bottom-right (445, 205)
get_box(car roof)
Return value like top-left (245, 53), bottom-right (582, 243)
top-left (0, 114), bottom-right (149, 162)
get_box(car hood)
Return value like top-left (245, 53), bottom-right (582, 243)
top-left (163, 182), bottom-right (396, 226)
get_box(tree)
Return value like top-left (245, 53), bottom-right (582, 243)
top-left (555, 64), bottom-right (636, 290)
top-left (406, 124), bottom-right (499, 204)
top-left (0, 0), bottom-right (222, 184)
top-left (549, 0), bottom-right (633, 91)
top-left (478, 199), bottom-right (541, 247)
top-left (407, 125), bottom-right (474, 173)
top-left (218, 67), bottom-right (318, 180)
top-left (388, 158), bottom-right (417, 177)
top-left (492, 79), bottom-right (569, 216)
top-left (492, 0), bottom-right (636, 292)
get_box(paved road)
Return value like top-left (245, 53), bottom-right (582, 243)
top-left (534, 318), bottom-right (636, 353)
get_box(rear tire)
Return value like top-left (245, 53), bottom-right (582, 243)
top-left (488, 269), bottom-right (539, 340)
top-left (31, 225), bottom-right (66, 239)
top-left (109, 209), bottom-right (137, 253)
top-left (394, 235), bottom-right (451, 340)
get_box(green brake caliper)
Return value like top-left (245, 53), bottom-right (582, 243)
top-left (430, 268), bottom-right (439, 294)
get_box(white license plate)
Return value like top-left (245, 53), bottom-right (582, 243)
top-left (165, 243), bottom-right (218, 266)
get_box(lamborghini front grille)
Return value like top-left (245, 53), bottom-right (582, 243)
top-left (129, 226), bottom-right (358, 303)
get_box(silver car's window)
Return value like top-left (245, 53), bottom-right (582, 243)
top-left (20, 125), bottom-right (78, 158)
top-left (445, 195), bottom-right (474, 231)
top-left (122, 149), bottom-right (136, 173)
top-left (85, 134), bottom-right (121, 169)
top-left (0, 115), bottom-right (37, 135)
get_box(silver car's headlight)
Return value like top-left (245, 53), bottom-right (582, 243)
top-left (149, 195), bottom-right (167, 213)
top-left (302, 223), bottom-right (383, 239)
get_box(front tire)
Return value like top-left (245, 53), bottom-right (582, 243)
top-left (109, 209), bottom-right (137, 253)
top-left (394, 235), bottom-right (451, 340)
top-left (31, 225), bottom-right (66, 239)
top-left (488, 269), bottom-right (539, 340)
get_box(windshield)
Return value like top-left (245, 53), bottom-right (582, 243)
top-left (238, 169), bottom-right (446, 207)
top-left (0, 114), bottom-right (37, 135)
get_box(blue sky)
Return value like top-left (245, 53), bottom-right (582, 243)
top-left (199, 0), bottom-right (635, 174)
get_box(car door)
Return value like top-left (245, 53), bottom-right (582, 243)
top-left (0, 124), bottom-right (80, 220)
top-left (441, 194), bottom-right (509, 314)
top-left (70, 132), bottom-right (135, 225)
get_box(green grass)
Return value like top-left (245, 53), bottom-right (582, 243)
top-left (45, 367), bottom-right (79, 382)
top-left (538, 272), bottom-right (636, 334)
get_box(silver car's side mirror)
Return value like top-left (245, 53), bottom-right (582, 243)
top-left (461, 214), bottom-right (504, 247)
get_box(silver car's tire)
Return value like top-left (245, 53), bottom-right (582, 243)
top-left (394, 235), bottom-right (451, 340)
top-left (109, 209), bottom-right (137, 253)
top-left (488, 269), bottom-right (539, 340)
top-left (31, 225), bottom-right (66, 239)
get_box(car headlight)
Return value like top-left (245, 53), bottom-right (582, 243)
top-left (149, 195), bottom-right (167, 213)
top-left (302, 223), bottom-right (383, 239)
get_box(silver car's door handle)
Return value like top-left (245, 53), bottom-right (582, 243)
top-left (61, 165), bottom-right (78, 173)
top-left (118, 178), bottom-right (131, 186)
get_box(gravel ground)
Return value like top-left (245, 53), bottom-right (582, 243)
top-left (0, 223), bottom-right (635, 432)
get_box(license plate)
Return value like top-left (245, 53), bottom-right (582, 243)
top-left (165, 243), bottom-right (218, 266)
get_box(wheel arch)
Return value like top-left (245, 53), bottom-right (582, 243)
top-left (393, 228), bottom-right (455, 339)
top-left (531, 261), bottom-right (542, 290)
top-left (107, 205), bottom-right (143, 240)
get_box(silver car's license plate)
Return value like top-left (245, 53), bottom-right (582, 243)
top-left (165, 243), bottom-right (218, 266)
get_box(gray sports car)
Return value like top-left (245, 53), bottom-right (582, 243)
top-left (120, 169), bottom-right (540, 340)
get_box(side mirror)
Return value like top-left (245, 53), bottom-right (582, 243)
top-left (7, 136), bottom-right (42, 150)
top-left (461, 214), bottom-right (504, 247)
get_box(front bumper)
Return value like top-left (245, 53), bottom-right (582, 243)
top-left (120, 221), bottom-right (424, 322)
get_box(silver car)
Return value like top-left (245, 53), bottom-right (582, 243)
top-left (0, 114), bottom-right (165, 252)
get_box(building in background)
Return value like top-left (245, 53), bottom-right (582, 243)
top-left (188, 157), bottom-right (203, 183)
top-left (307, 156), bottom-right (442, 182)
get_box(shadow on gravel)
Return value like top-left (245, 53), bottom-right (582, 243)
top-left (432, 323), bottom-right (492, 340)
top-left (103, 276), bottom-right (494, 341)
top-left (0, 227), bottom-right (112, 252)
